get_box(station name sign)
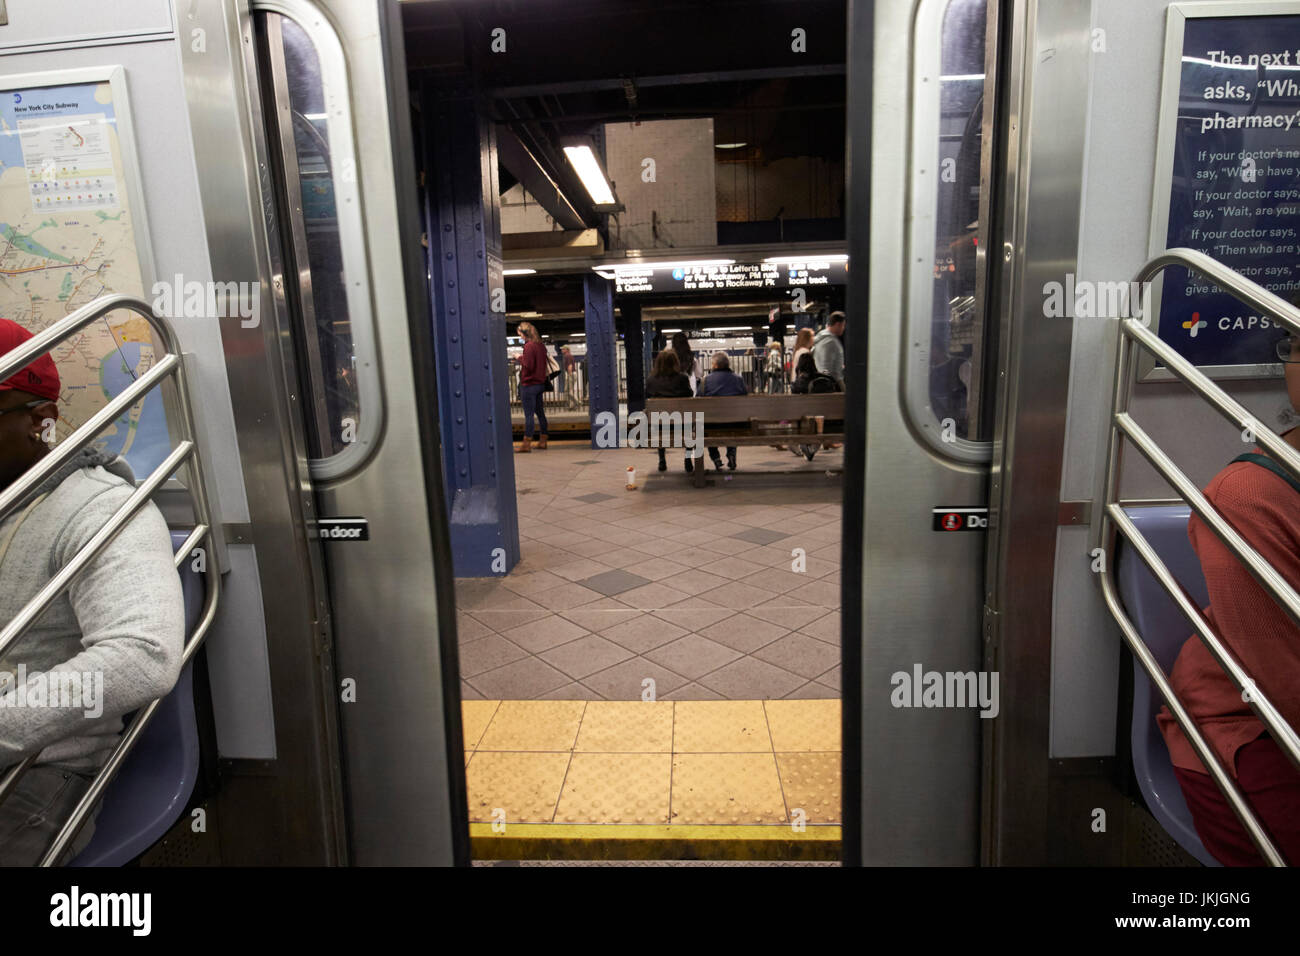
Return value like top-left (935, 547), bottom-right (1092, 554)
top-left (611, 259), bottom-right (847, 295)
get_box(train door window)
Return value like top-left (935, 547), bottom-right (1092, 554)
top-left (255, 5), bottom-right (381, 477)
top-left (906, 0), bottom-right (995, 461)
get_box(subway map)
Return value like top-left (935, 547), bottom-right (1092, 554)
top-left (0, 79), bottom-right (168, 476)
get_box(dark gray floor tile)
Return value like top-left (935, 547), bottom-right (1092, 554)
top-left (577, 568), bottom-right (654, 596)
top-left (730, 527), bottom-right (791, 546)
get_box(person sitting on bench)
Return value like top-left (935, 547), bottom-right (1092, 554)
top-left (645, 349), bottom-right (694, 474)
top-left (697, 352), bottom-right (747, 471)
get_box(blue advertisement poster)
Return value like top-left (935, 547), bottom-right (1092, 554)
top-left (1157, 13), bottom-right (1300, 370)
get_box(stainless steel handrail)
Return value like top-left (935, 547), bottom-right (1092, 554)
top-left (0, 294), bottom-right (222, 866)
top-left (1096, 248), bottom-right (1300, 866)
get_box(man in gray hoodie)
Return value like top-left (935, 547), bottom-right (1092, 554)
top-left (0, 319), bottom-right (183, 865)
top-left (812, 311), bottom-right (846, 386)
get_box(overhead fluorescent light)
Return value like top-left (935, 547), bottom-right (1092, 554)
top-left (763, 254), bottom-right (849, 264)
top-left (660, 328), bottom-right (682, 334)
top-left (593, 259), bottom-right (735, 274)
top-left (940, 74), bottom-right (986, 81)
top-left (703, 326), bottom-right (756, 333)
top-left (714, 142), bottom-right (748, 149)
top-left (563, 145), bottom-right (617, 206)
top-left (503, 268), bottom-right (537, 276)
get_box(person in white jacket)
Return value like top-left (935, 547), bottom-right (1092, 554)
top-left (0, 319), bottom-right (183, 865)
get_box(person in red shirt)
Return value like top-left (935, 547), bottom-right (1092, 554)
top-left (515, 322), bottom-right (548, 453)
top-left (1157, 326), bottom-right (1300, 865)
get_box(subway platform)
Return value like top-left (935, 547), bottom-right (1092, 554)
top-left (455, 440), bottom-right (844, 701)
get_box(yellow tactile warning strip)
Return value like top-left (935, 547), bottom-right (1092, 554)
top-left (462, 699), bottom-right (842, 860)
top-left (470, 824), bottom-right (839, 862)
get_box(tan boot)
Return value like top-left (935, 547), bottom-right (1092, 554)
top-left (537, 433), bottom-right (548, 450)
top-left (517, 436), bottom-right (531, 453)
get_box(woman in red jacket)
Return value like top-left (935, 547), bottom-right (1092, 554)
top-left (1158, 326), bottom-right (1300, 864)
top-left (515, 322), bottom-right (548, 453)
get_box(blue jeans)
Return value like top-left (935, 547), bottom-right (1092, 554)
top-left (520, 383), bottom-right (548, 438)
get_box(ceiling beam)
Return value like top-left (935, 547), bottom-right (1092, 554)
top-left (486, 64), bottom-right (845, 99)
top-left (496, 126), bottom-right (589, 230)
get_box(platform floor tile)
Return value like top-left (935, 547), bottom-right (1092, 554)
top-left (775, 752), bottom-right (841, 824)
top-left (463, 699), bottom-right (841, 834)
top-left (763, 699), bottom-right (841, 752)
top-left (670, 753), bottom-right (787, 825)
top-left (476, 700), bottom-right (586, 751)
top-left (672, 700), bottom-right (771, 753)
top-left (574, 701), bottom-right (673, 752)
top-left (466, 751), bottom-right (571, 823)
top-left (555, 753), bottom-right (673, 824)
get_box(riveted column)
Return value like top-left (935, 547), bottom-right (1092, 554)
top-left (422, 77), bottom-right (520, 577)
top-left (584, 272), bottom-right (618, 447)
top-left (622, 299), bottom-right (644, 415)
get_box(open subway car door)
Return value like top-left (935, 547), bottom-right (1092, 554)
top-left (179, 0), bottom-right (468, 864)
top-left (844, 0), bottom-right (1087, 864)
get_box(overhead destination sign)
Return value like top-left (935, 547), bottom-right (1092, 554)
top-left (611, 259), bottom-right (847, 295)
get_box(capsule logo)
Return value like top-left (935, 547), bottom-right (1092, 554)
top-left (932, 507), bottom-right (988, 532)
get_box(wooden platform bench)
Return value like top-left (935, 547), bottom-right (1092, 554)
top-left (642, 394), bottom-right (846, 487)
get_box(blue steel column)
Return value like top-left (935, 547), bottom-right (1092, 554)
top-left (583, 273), bottom-right (618, 446)
top-left (423, 78), bottom-right (520, 576)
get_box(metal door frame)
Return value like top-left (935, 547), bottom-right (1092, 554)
top-left (846, 0), bottom-right (997, 865)
top-left (176, 0), bottom-right (349, 864)
top-left (979, 0), bottom-right (1092, 865)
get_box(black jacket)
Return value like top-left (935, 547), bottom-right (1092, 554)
top-left (645, 372), bottom-right (693, 398)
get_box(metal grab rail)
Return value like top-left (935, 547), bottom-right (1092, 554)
top-left (0, 294), bottom-right (222, 866)
top-left (1096, 248), bottom-right (1300, 867)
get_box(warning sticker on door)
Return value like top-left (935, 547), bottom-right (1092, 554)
top-left (310, 517), bottom-right (369, 541)
top-left (932, 507), bottom-right (988, 532)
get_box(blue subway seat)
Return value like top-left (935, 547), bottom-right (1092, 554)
top-left (67, 530), bottom-right (202, 867)
top-left (1114, 505), bottom-right (1219, 867)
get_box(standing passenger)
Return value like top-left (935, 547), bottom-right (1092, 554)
top-left (671, 332), bottom-right (702, 395)
top-left (813, 311), bottom-right (846, 386)
top-left (790, 327), bottom-right (815, 384)
top-left (515, 322), bottom-right (548, 453)
top-left (765, 342), bottom-right (784, 394)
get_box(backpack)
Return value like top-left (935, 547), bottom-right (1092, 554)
top-left (808, 373), bottom-right (841, 394)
